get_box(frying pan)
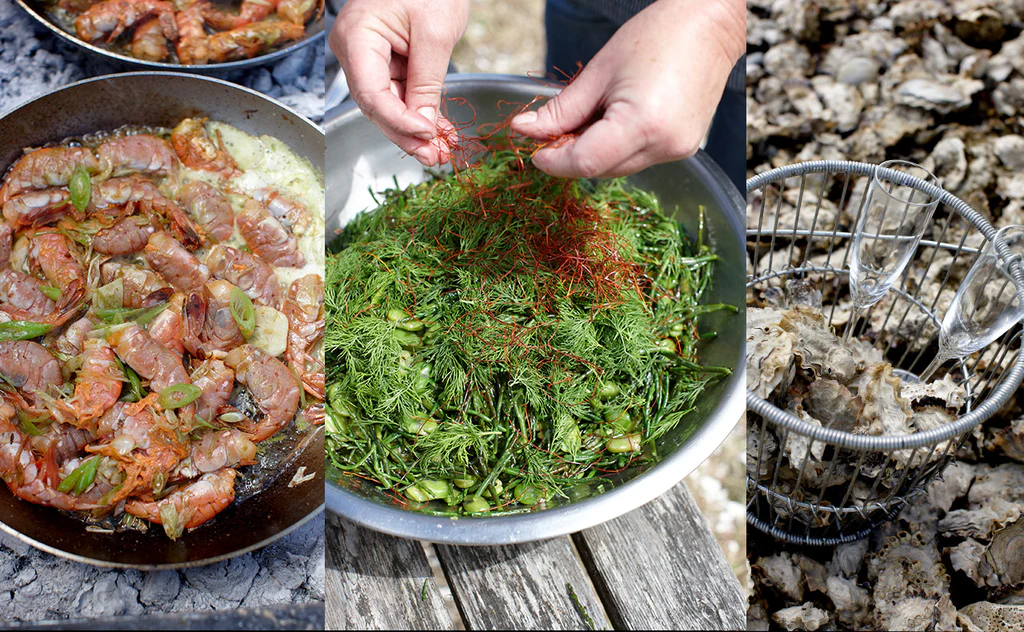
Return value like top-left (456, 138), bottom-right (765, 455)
top-left (324, 74), bottom-right (746, 545)
top-left (15, 0), bottom-right (325, 72)
top-left (0, 72), bottom-right (325, 569)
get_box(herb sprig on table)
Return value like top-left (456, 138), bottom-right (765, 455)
top-left (325, 149), bottom-right (733, 514)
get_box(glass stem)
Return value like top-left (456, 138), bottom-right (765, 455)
top-left (842, 306), bottom-right (864, 344)
top-left (918, 354), bottom-right (948, 383)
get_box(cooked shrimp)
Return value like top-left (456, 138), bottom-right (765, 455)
top-left (171, 119), bottom-right (239, 180)
top-left (144, 231), bottom-right (210, 294)
top-left (57, 0), bottom-right (101, 11)
top-left (0, 341), bottom-right (62, 399)
top-left (278, 0), bottom-right (322, 24)
top-left (86, 398), bottom-right (188, 505)
top-left (175, 3), bottom-right (210, 65)
top-left (190, 429), bottom-right (256, 473)
top-left (224, 344), bottom-right (300, 442)
top-left (54, 316), bottom-right (93, 357)
top-left (283, 274), bottom-right (324, 399)
top-left (191, 359), bottom-right (234, 423)
top-left (206, 244), bottom-right (281, 308)
top-left (251, 188), bottom-right (311, 235)
top-left (176, 181), bottom-right (234, 242)
top-left (0, 409), bottom-right (100, 511)
top-left (96, 134), bottom-right (178, 178)
top-left (183, 280), bottom-right (245, 360)
top-left (149, 292), bottom-right (186, 357)
top-left (207, 21), bottom-right (305, 63)
top-left (74, 0), bottom-right (177, 44)
top-left (125, 468), bottom-right (237, 538)
top-left (204, 0), bottom-right (280, 30)
top-left (107, 323), bottom-right (189, 394)
top-left (93, 217), bottom-right (154, 255)
top-left (0, 268), bottom-right (56, 319)
top-left (0, 222), bottom-right (11, 267)
top-left (236, 198), bottom-right (305, 268)
top-left (28, 232), bottom-right (86, 313)
top-left (91, 176), bottom-right (203, 248)
top-left (34, 422), bottom-right (96, 465)
top-left (2, 189), bottom-right (74, 231)
top-left (131, 15), bottom-right (172, 61)
top-left (100, 261), bottom-right (171, 309)
top-left (0, 147), bottom-right (98, 205)
top-left (70, 338), bottom-right (123, 429)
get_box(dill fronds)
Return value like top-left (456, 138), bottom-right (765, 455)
top-left (325, 149), bottom-right (733, 514)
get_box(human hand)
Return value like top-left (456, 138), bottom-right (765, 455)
top-left (330, 0), bottom-right (469, 166)
top-left (511, 0), bottom-right (744, 178)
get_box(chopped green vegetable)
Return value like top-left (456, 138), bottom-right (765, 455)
top-left (229, 286), bottom-right (256, 337)
top-left (57, 457), bottom-right (99, 495)
top-left (94, 302), bottom-right (168, 326)
top-left (158, 383), bottom-right (202, 409)
top-left (0, 321), bottom-right (53, 342)
top-left (69, 165), bottom-right (91, 212)
top-left (324, 148), bottom-right (731, 515)
top-left (39, 285), bottom-right (61, 302)
top-left (115, 356), bottom-right (144, 403)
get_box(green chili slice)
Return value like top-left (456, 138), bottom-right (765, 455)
top-left (69, 165), bottom-right (91, 212)
top-left (229, 286), bottom-right (256, 337)
top-left (113, 356), bottom-right (144, 403)
top-left (57, 457), bottom-right (99, 495)
top-left (0, 321), bottom-right (53, 342)
top-left (158, 383), bottom-right (201, 409)
top-left (94, 302), bottom-right (168, 326)
top-left (39, 286), bottom-right (61, 302)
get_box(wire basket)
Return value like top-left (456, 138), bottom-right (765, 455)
top-left (746, 160), bottom-right (1024, 546)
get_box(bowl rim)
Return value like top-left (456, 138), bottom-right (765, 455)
top-left (0, 70), bottom-right (326, 568)
top-left (324, 73), bottom-right (746, 545)
top-left (15, 0), bottom-right (325, 73)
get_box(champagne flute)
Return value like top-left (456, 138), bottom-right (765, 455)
top-left (917, 224), bottom-right (1024, 382)
top-left (843, 161), bottom-right (941, 343)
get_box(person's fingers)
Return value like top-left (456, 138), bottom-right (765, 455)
top-left (531, 115), bottom-right (646, 178)
top-left (343, 34), bottom-right (435, 141)
top-left (510, 70), bottom-right (603, 139)
top-left (403, 22), bottom-right (455, 132)
top-left (595, 151), bottom-right (658, 178)
top-left (376, 115), bottom-right (455, 167)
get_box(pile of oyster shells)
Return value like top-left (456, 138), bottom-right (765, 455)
top-left (747, 0), bottom-right (1024, 628)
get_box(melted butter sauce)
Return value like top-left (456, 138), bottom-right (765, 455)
top-left (180, 121), bottom-right (325, 293)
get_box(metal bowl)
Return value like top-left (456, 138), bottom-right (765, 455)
top-left (0, 72), bottom-right (325, 568)
top-left (324, 74), bottom-right (746, 545)
top-left (16, 0), bottom-right (325, 72)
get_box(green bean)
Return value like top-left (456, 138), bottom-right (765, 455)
top-left (0, 321), bottom-right (53, 342)
top-left (606, 434), bottom-right (642, 454)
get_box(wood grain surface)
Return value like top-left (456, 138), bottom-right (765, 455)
top-left (574, 482), bottom-right (745, 630)
top-left (436, 537), bottom-right (610, 630)
top-left (325, 513), bottom-right (453, 630)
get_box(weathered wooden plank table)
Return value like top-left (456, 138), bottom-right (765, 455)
top-left (325, 481), bottom-right (744, 630)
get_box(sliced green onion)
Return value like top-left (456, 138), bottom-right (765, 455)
top-left (0, 321), bottom-right (53, 342)
top-left (16, 410), bottom-right (49, 436)
top-left (39, 285), bottom-right (61, 302)
top-left (57, 457), bottom-right (99, 495)
top-left (229, 286), bottom-right (256, 337)
top-left (94, 302), bottom-right (167, 326)
top-left (114, 356), bottom-right (144, 403)
top-left (69, 165), bottom-right (91, 212)
top-left (158, 383), bottom-right (201, 409)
